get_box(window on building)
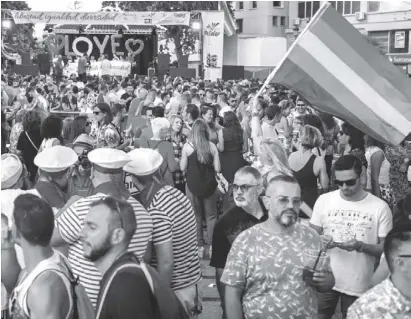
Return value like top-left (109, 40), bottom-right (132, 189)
top-left (298, 1), bottom-right (321, 18)
top-left (239, 1), bottom-right (243, 10)
top-left (273, 1), bottom-right (282, 7)
top-left (329, 1), bottom-right (361, 15)
top-left (368, 1), bottom-right (380, 12)
top-left (237, 19), bottom-right (243, 33)
top-left (252, 1), bottom-right (257, 9)
top-left (272, 16), bottom-right (278, 26)
top-left (280, 16), bottom-right (286, 26)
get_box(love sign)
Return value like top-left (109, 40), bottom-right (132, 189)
top-left (46, 34), bottom-right (146, 58)
top-left (125, 39), bottom-right (144, 56)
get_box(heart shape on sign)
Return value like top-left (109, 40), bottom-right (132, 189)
top-left (125, 39), bottom-right (144, 56)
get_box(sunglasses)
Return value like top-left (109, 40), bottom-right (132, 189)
top-left (93, 111), bottom-right (101, 115)
top-left (232, 183), bottom-right (259, 192)
top-left (398, 254), bottom-right (411, 258)
top-left (335, 178), bottom-right (358, 187)
top-left (297, 104), bottom-right (305, 107)
top-left (275, 196), bottom-right (302, 207)
top-left (85, 121), bottom-right (92, 126)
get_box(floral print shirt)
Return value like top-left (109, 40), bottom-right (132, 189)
top-left (221, 223), bottom-right (326, 319)
top-left (347, 278), bottom-right (411, 319)
top-left (91, 122), bottom-right (123, 149)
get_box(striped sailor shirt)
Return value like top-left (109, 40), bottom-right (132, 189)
top-left (149, 185), bottom-right (201, 291)
top-left (56, 183), bottom-right (153, 307)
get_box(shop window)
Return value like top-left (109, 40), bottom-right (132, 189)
top-left (237, 19), bottom-right (243, 33)
top-left (272, 16), bottom-right (278, 26)
top-left (252, 1), bottom-right (257, 9)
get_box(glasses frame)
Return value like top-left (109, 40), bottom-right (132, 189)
top-left (232, 183), bottom-right (259, 193)
top-left (335, 177), bottom-right (358, 187)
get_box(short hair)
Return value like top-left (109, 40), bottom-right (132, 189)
top-left (301, 114), bottom-right (324, 137)
top-left (22, 110), bottom-right (41, 134)
top-left (95, 103), bottom-right (113, 124)
top-left (72, 86), bottom-right (79, 94)
top-left (152, 106), bottom-right (165, 118)
top-left (299, 125), bottom-right (323, 149)
top-left (266, 174), bottom-right (299, 193)
top-left (40, 115), bottom-right (63, 140)
top-left (181, 93), bottom-right (192, 104)
top-left (160, 92), bottom-right (169, 100)
top-left (265, 105), bottom-right (281, 121)
top-left (218, 92), bottom-right (227, 103)
top-left (13, 194), bottom-right (55, 247)
top-left (186, 104), bottom-right (199, 121)
top-left (384, 226), bottom-right (411, 272)
top-left (334, 155), bottom-right (362, 177)
top-left (90, 196), bottom-right (136, 245)
top-left (235, 166), bottom-right (262, 184)
top-left (192, 94), bottom-right (200, 101)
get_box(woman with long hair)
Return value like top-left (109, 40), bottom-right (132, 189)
top-left (180, 119), bottom-right (221, 258)
top-left (168, 114), bottom-right (187, 194)
top-left (220, 111), bottom-right (248, 183)
top-left (339, 122), bottom-right (367, 188)
top-left (9, 109), bottom-right (27, 154)
top-left (289, 125), bottom-right (329, 217)
top-left (201, 105), bottom-right (224, 152)
top-left (365, 135), bottom-right (393, 207)
top-left (90, 102), bottom-right (122, 149)
top-left (72, 115), bottom-right (92, 142)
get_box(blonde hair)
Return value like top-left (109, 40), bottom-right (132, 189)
top-left (299, 125), bottom-right (323, 149)
top-left (261, 138), bottom-right (293, 177)
top-left (168, 114), bottom-right (183, 134)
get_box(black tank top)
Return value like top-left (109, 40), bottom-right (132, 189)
top-left (292, 154), bottom-right (318, 215)
top-left (186, 150), bottom-right (217, 199)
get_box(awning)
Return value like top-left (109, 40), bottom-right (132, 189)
top-left (52, 24), bottom-right (166, 35)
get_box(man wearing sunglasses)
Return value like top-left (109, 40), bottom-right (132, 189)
top-left (310, 155), bottom-right (392, 319)
top-left (210, 167), bottom-right (267, 317)
top-left (347, 225), bottom-right (411, 318)
top-left (222, 175), bottom-right (334, 319)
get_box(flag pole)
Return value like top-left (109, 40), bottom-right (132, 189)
top-left (252, 2), bottom-right (331, 107)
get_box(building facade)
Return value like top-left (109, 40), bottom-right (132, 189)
top-left (286, 1), bottom-right (411, 75)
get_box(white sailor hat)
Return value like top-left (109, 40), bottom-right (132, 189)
top-left (34, 146), bottom-right (78, 173)
top-left (88, 148), bottom-right (131, 170)
top-left (123, 149), bottom-right (163, 176)
top-left (1, 154), bottom-right (23, 189)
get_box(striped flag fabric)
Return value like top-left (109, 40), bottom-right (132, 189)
top-left (260, 2), bottom-right (411, 146)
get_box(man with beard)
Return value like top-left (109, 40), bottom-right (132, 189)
top-left (221, 175), bottom-right (335, 319)
top-left (51, 148), bottom-right (153, 307)
top-left (79, 196), bottom-right (159, 318)
top-left (210, 167), bottom-right (268, 317)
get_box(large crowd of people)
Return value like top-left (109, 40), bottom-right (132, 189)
top-left (1, 68), bottom-right (411, 319)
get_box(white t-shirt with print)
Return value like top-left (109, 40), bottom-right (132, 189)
top-left (310, 190), bottom-right (392, 296)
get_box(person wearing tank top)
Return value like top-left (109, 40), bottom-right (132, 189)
top-left (7, 194), bottom-right (73, 319)
top-left (289, 125), bottom-right (329, 218)
top-left (365, 136), bottom-right (393, 208)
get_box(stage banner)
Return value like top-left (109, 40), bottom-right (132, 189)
top-left (258, 2), bottom-right (411, 146)
top-left (64, 61), bottom-right (131, 77)
top-left (10, 11), bottom-right (190, 26)
top-left (201, 11), bottom-right (224, 81)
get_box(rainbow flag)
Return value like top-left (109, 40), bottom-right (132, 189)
top-left (261, 2), bottom-right (411, 145)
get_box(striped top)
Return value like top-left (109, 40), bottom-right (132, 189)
top-left (149, 185), bottom-right (201, 291)
top-left (57, 193), bottom-right (153, 307)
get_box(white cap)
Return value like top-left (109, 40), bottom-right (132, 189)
top-left (1, 154), bottom-right (23, 189)
top-left (123, 149), bottom-right (163, 176)
top-left (88, 148), bottom-right (131, 169)
top-left (34, 146), bottom-right (78, 172)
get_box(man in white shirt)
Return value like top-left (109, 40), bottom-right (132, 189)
top-left (310, 155), bottom-right (393, 319)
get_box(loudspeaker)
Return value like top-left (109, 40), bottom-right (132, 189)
top-left (222, 65), bottom-right (245, 80)
top-left (170, 67), bottom-right (196, 79)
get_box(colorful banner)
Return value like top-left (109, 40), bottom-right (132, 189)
top-left (10, 10), bottom-right (190, 26)
top-left (259, 2), bottom-right (411, 146)
top-left (201, 11), bottom-right (225, 81)
top-left (63, 60), bottom-right (132, 77)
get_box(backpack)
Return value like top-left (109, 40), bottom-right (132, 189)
top-left (96, 255), bottom-right (189, 319)
top-left (46, 256), bottom-right (95, 319)
top-left (186, 150), bottom-right (217, 199)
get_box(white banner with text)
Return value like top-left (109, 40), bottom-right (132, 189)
top-left (63, 60), bottom-right (132, 77)
top-left (10, 10), bottom-right (190, 26)
top-left (201, 11), bottom-right (225, 81)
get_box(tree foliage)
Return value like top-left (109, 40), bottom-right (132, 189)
top-left (1, 1), bottom-right (35, 53)
top-left (101, 1), bottom-right (219, 63)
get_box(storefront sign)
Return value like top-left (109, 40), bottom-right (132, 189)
top-left (389, 54), bottom-right (411, 65)
top-left (11, 10), bottom-right (190, 26)
top-left (394, 31), bottom-right (406, 49)
top-left (202, 11), bottom-right (225, 81)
